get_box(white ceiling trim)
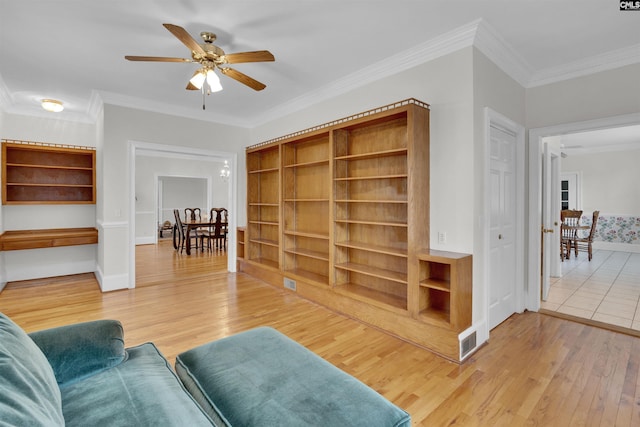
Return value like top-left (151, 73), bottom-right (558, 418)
top-left (473, 19), bottom-right (532, 86)
top-left (527, 43), bottom-right (640, 88)
top-left (253, 20), bottom-right (481, 126)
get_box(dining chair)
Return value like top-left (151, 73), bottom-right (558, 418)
top-left (574, 210), bottom-right (600, 261)
top-left (201, 208), bottom-right (225, 251)
top-left (184, 208), bottom-right (201, 221)
top-left (219, 208), bottom-right (228, 250)
top-left (560, 209), bottom-right (583, 260)
top-left (174, 209), bottom-right (199, 253)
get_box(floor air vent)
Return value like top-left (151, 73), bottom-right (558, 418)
top-left (461, 331), bottom-right (477, 359)
top-left (283, 278), bottom-right (297, 291)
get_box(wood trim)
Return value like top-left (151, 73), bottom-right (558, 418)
top-left (0, 227), bottom-right (98, 251)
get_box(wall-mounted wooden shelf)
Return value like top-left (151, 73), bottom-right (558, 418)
top-left (0, 227), bottom-right (98, 251)
top-left (2, 142), bottom-right (96, 205)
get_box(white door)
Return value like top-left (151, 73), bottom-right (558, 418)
top-left (488, 124), bottom-right (517, 330)
top-left (541, 143), bottom-right (562, 299)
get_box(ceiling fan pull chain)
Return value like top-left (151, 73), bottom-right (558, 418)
top-left (202, 86), bottom-right (206, 110)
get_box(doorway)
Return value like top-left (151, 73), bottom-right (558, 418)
top-left (527, 112), bottom-right (640, 312)
top-left (128, 140), bottom-right (237, 288)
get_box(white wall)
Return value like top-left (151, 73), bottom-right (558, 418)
top-left (0, 112), bottom-right (98, 282)
top-left (526, 64), bottom-right (640, 129)
top-left (562, 149), bottom-right (640, 215)
top-left (100, 105), bottom-right (248, 290)
top-left (159, 177), bottom-right (207, 223)
top-left (472, 49), bottom-right (526, 327)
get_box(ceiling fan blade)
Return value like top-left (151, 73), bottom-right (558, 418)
top-left (125, 55), bottom-right (191, 63)
top-left (223, 50), bottom-right (275, 64)
top-left (163, 23), bottom-right (206, 56)
top-left (219, 67), bottom-right (266, 91)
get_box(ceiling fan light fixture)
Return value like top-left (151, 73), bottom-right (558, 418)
top-left (189, 70), bottom-right (206, 90)
top-left (41, 99), bottom-right (64, 112)
top-left (206, 69), bottom-right (222, 92)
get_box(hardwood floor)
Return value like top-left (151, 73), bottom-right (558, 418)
top-left (2, 239), bottom-right (640, 426)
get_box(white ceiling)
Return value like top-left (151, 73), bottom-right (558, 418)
top-left (556, 124), bottom-right (640, 156)
top-left (1, 0), bottom-right (639, 128)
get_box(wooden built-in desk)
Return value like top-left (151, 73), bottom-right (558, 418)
top-left (0, 227), bottom-right (98, 251)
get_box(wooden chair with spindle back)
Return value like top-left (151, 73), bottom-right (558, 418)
top-left (560, 209), bottom-right (583, 260)
top-left (574, 210), bottom-right (600, 261)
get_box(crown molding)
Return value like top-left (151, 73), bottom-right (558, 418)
top-left (253, 20), bottom-right (481, 126)
top-left (527, 44), bottom-right (640, 88)
top-left (473, 19), bottom-right (532, 86)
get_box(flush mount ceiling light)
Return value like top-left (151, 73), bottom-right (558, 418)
top-left (41, 99), bottom-right (64, 112)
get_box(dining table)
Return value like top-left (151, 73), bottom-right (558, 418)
top-left (176, 217), bottom-right (227, 255)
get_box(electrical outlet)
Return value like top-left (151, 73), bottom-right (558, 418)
top-left (438, 231), bottom-right (447, 244)
top-left (283, 278), bottom-right (297, 291)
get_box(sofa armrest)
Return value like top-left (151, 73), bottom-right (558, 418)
top-left (29, 320), bottom-right (127, 388)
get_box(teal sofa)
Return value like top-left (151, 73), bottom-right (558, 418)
top-left (1, 313), bottom-right (410, 426)
top-left (176, 326), bottom-right (411, 427)
top-left (0, 313), bottom-right (219, 426)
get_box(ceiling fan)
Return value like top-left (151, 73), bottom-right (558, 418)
top-left (125, 23), bottom-right (275, 97)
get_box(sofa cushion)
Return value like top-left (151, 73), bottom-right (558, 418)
top-left (176, 326), bottom-right (411, 427)
top-left (60, 342), bottom-right (217, 427)
top-left (0, 312), bottom-right (65, 426)
top-left (29, 319), bottom-right (127, 388)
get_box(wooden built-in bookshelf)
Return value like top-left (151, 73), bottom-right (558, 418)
top-left (240, 99), bottom-right (473, 362)
top-left (246, 145), bottom-right (280, 269)
top-left (2, 141), bottom-right (96, 205)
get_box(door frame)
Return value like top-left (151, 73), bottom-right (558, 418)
top-left (128, 140), bottom-right (237, 288)
top-left (526, 112), bottom-right (640, 311)
top-left (483, 107), bottom-right (526, 335)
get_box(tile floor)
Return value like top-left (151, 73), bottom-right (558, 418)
top-left (541, 249), bottom-right (640, 330)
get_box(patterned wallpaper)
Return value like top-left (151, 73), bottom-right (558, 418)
top-left (581, 213), bottom-right (640, 244)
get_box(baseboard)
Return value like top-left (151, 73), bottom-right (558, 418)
top-left (6, 259), bottom-right (96, 282)
top-left (136, 236), bottom-right (155, 245)
top-left (95, 265), bottom-right (130, 292)
top-left (593, 241), bottom-right (640, 253)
